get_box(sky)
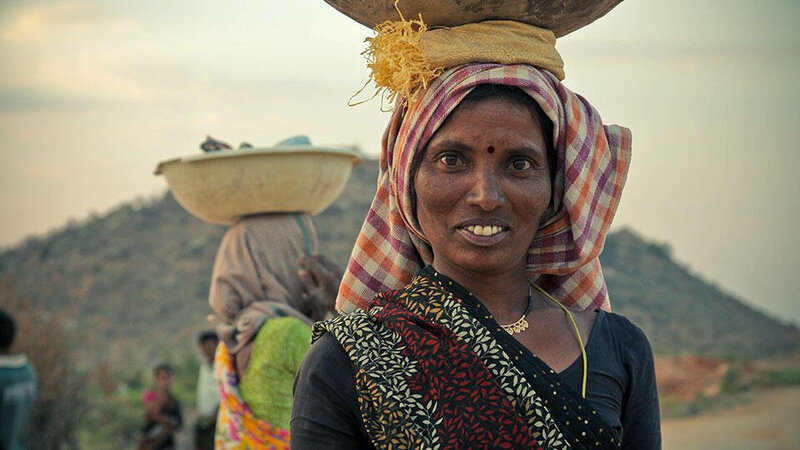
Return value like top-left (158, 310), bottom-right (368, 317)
top-left (1, 0), bottom-right (799, 324)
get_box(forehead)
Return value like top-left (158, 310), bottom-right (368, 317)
top-left (427, 96), bottom-right (544, 146)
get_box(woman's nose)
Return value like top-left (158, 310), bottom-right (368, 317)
top-left (466, 169), bottom-right (506, 211)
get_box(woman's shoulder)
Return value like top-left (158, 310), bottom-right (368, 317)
top-left (598, 310), bottom-right (646, 333)
top-left (294, 330), bottom-right (363, 427)
top-left (312, 284), bottom-right (413, 338)
top-left (313, 309), bottom-right (375, 341)
top-left (293, 327), bottom-right (373, 448)
top-left (594, 310), bottom-right (654, 361)
top-left (305, 331), bottom-right (351, 369)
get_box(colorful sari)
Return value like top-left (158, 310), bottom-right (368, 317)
top-left (214, 342), bottom-right (291, 449)
top-left (317, 267), bottom-right (620, 449)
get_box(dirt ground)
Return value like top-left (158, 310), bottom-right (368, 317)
top-left (656, 356), bottom-right (729, 401)
top-left (661, 386), bottom-right (800, 449)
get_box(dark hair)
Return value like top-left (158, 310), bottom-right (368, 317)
top-left (457, 84), bottom-right (557, 183)
top-left (153, 363), bottom-right (173, 376)
top-left (0, 310), bottom-right (15, 349)
top-left (197, 330), bottom-right (219, 345)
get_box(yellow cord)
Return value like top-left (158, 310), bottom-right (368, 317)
top-left (530, 282), bottom-right (588, 399)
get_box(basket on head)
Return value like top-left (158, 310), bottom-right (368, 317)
top-left (323, 0), bottom-right (623, 37)
top-left (155, 136), bottom-right (362, 224)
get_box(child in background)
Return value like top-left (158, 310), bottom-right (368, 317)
top-left (138, 364), bottom-right (182, 450)
top-left (194, 331), bottom-right (219, 450)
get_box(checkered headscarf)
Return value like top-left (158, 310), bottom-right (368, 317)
top-left (337, 63), bottom-right (631, 313)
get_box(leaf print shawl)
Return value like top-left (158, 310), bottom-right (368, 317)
top-left (315, 267), bottom-right (620, 449)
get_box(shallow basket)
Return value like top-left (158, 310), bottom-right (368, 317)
top-left (155, 145), bottom-right (361, 224)
top-left (323, 0), bottom-right (622, 37)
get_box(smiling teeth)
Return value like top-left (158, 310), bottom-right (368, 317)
top-left (465, 225), bottom-right (503, 236)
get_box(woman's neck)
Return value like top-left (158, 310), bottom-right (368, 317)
top-left (431, 261), bottom-right (532, 324)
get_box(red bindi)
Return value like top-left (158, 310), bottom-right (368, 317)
top-left (487, 146), bottom-right (495, 153)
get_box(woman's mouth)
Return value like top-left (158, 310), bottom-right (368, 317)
top-left (463, 225), bottom-right (504, 236)
top-left (457, 224), bottom-right (509, 246)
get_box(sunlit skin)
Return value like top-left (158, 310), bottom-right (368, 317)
top-left (415, 96), bottom-right (551, 318)
top-left (414, 95), bottom-right (596, 372)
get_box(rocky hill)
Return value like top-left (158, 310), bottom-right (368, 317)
top-left (1, 158), bottom-right (797, 371)
top-left (600, 230), bottom-right (798, 357)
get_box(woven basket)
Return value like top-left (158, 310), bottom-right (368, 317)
top-left (323, 0), bottom-right (622, 37)
top-left (155, 145), bottom-right (361, 224)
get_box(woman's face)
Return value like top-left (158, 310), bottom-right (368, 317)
top-left (414, 95), bottom-right (552, 280)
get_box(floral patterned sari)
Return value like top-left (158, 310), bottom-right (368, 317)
top-left (316, 267), bottom-right (619, 449)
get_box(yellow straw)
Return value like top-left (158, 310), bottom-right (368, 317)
top-left (351, 1), bottom-right (441, 108)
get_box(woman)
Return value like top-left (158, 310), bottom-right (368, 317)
top-left (209, 213), bottom-right (337, 377)
top-left (291, 61), bottom-right (660, 448)
top-left (209, 213), bottom-right (340, 448)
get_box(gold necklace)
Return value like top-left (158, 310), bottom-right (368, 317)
top-left (500, 286), bottom-right (533, 335)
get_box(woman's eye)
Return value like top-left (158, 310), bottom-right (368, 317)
top-left (510, 158), bottom-right (533, 170)
top-left (438, 154), bottom-right (463, 167)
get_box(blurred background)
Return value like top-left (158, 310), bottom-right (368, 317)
top-left (1, 0), bottom-right (798, 448)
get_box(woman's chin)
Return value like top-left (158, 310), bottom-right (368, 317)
top-left (435, 254), bottom-right (525, 281)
